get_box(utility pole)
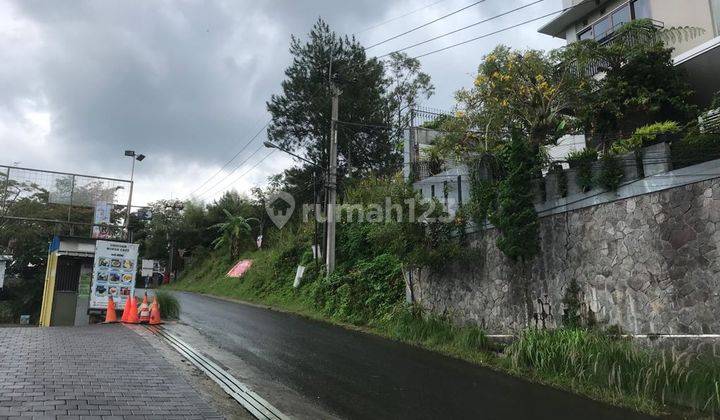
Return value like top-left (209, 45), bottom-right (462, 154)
top-left (124, 150), bottom-right (145, 242)
top-left (326, 87), bottom-right (341, 274)
top-left (125, 158), bottom-right (136, 242)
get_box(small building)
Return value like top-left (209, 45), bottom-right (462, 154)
top-left (38, 236), bottom-right (96, 326)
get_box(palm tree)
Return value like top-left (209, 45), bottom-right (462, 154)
top-left (210, 209), bottom-right (258, 259)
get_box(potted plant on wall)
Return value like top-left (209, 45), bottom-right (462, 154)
top-left (566, 148), bottom-right (598, 194)
top-left (633, 121), bottom-right (680, 177)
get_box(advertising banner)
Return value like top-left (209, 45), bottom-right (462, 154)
top-left (89, 240), bottom-right (139, 310)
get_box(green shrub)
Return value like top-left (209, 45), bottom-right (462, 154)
top-left (609, 137), bottom-right (642, 155)
top-left (671, 133), bottom-right (720, 168)
top-left (610, 121), bottom-right (681, 154)
top-left (595, 154), bottom-right (624, 191)
top-left (566, 148), bottom-right (598, 166)
top-left (310, 253), bottom-right (404, 325)
top-left (507, 329), bottom-right (720, 414)
top-left (567, 148), bottom-right (597, 192)
top-left (155, 290), bottom-right (180, 319)
top-left (633, 120), bottom-right (680, 141)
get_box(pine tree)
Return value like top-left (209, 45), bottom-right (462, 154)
top-left (266, 19), bottom-right (398, 183)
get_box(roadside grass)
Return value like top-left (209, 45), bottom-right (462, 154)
top-left (167, 249), bottom-right (720, 417)
top-left (155, 290), bottom-right (181, 319)
top-left (506, 329), bottom-right (720, 415)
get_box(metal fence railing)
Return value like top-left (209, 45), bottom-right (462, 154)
top-left (0, 165), bottom-right (132, 234)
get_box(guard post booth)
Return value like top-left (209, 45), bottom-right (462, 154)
top-left (39, 236), bottom-right (96, 326)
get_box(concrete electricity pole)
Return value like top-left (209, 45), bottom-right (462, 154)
top-left (326, 87), bottom-right (341, 274)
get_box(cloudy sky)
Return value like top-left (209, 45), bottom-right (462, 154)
top-left (1, 0), bottom-right (564, 206)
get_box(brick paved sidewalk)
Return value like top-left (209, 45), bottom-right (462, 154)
top-left (0, 325), bottom-right (223, 419)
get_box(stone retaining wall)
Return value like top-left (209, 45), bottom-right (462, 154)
top-left (410, 178), bottom-right (720, 335)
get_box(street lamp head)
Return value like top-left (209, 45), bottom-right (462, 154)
top-left (263, 141), bottom-right (277, 149)
top-left (124, 150), bottom-right (135, 157)
top-left (136, 154), bottom-right (146, 161)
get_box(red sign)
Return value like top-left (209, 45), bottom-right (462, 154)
top-left (227, 259), bottom-right (253, 278)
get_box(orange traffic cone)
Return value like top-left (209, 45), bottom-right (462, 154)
top-left (123, 294), bottom-right (140, 324)
top-left (149, 296), bottom-right (163, 325)
top-left (103, 296), bottom-right (118, 323)
top-left (120, 295), bottom-right (130, 323)
top-left (138, 293), bottom-right (151, 323)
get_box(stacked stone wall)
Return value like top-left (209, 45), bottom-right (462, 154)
top-left (412, 178), bottom-right (720, 335)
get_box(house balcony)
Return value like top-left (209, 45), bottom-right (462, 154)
top-left (566, 20), bottom-right (664, 78)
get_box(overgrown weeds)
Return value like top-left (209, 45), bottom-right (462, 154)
top-left (155, 290), bottom-right (181, 319)
top-left (506, 328), bottom-right (720, 414)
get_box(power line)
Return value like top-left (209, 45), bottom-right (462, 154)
top-left (186, 120), bottom-right (270, 197)
top-left (196, 143), bottom-right (266, 198)
top-left (355, 0), bottom-right (449, 35)
top-left (379, 0), bottom-right (545, 58)
top-left (366, 0), bottom-right (486, 50)
top-left (203, 150), bottom-right (278, 201)
top-left (412, 0), bottom-right (596, 59)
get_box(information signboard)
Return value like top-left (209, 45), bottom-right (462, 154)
top-left (89, 240), bottom-right (139, 310)
top-left (91, 201), bottom-right (112, 239)
top-left (141, 259), bottom-right (155, 277)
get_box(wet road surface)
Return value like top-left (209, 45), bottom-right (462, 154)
top-left (173, 291), bottom-right (654, 420)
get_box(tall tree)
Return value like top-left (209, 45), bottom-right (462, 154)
top-left (267, 19), bottom-right (397, 184)
top-left (385, 52), bottom-right (434, 141)
top-left (464, 45), bottom-right (589, 155)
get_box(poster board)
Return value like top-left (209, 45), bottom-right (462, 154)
top-left (89, 240), bottom-right (139, 310)
top-left (91, 201), bottom-right (112, 239)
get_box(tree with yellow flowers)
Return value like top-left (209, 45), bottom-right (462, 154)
top-left (469, 45), bottom-right (589, 154)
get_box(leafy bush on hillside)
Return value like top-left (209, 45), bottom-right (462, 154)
top-left (310, 253), bottom-right (404, 325)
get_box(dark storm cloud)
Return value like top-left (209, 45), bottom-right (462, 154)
top-left (2, 0), bottom-right (562, 202)
top-left (5, 1), bottom-right (395, 174)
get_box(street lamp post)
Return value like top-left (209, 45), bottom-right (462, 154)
top-left (124, 150), bottom-right (146, 242)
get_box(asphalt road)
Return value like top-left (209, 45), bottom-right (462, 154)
top-left (173, 291), bottom-right (654, 420)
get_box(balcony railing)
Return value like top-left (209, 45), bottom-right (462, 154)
top-left (567, 20), bottom-right (664, 78)
top-left (410, 160), bottom-right (445, 182)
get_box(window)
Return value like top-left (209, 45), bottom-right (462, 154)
top-left (576, 2), bottom-right (635, 42)
top-left (612, 4), bottom-right (632, 28)
top-left (593, 16), bottom-right (612, 40)
top-left (711, 0), bottom-right (720, 36)
top-left (632, 0), bottom-right (651, 20)
top-left (578, 28), bottom-right (594, 41)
